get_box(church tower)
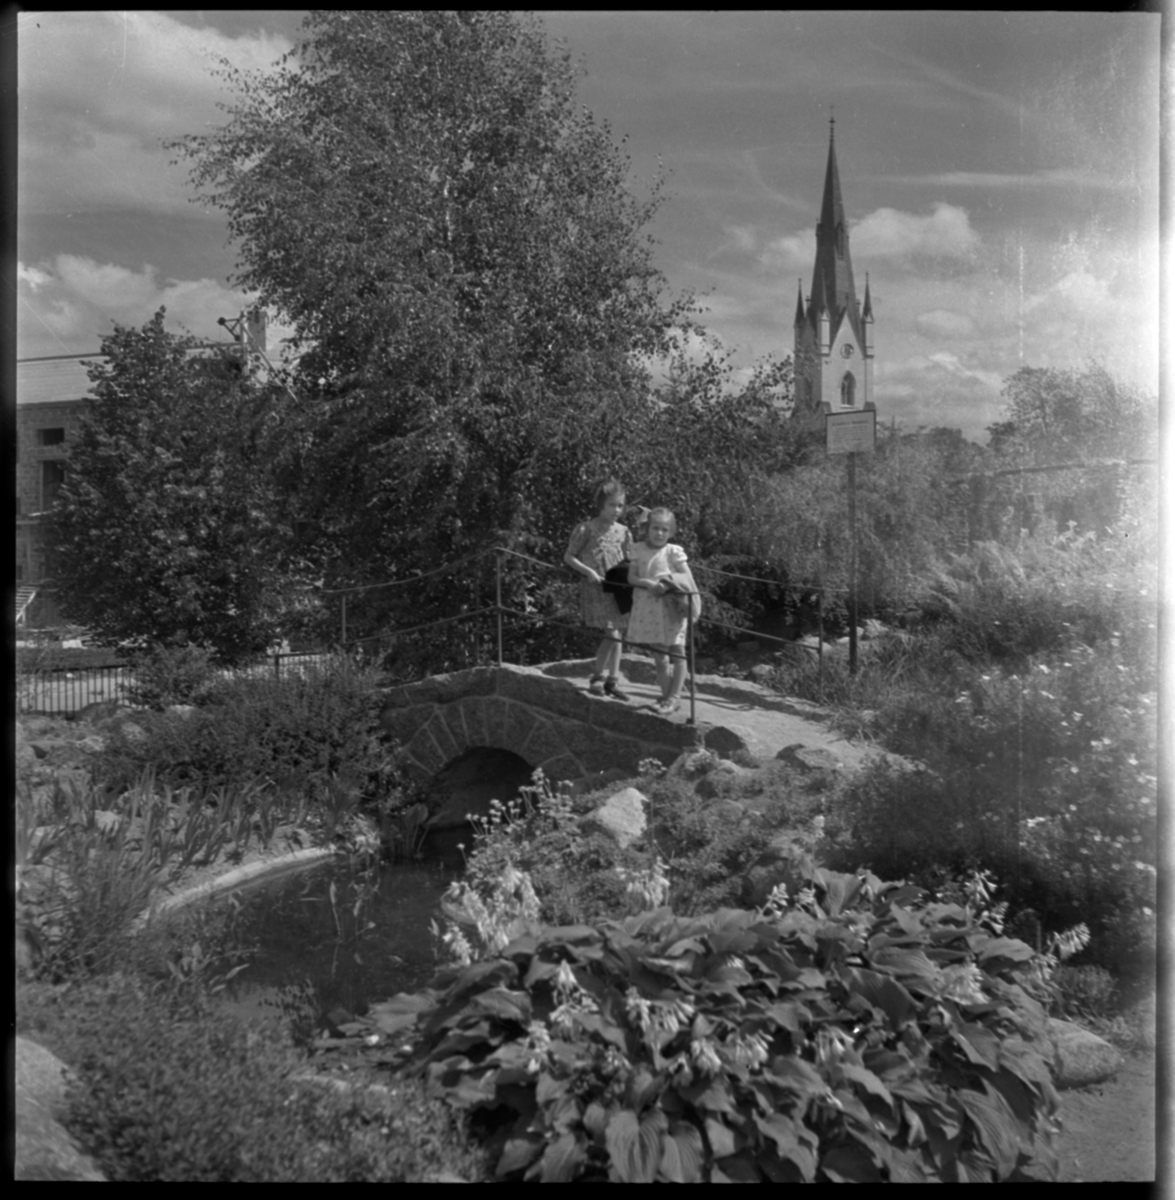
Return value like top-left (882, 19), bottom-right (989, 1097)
top-left (792, 119), bottom-right (874, 426)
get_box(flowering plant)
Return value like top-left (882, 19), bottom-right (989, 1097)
top-left (369, 864), bottom-right (1059, 1182)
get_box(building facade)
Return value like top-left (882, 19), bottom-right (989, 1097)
top-left (792, 120), bottom-right (875, 428)
top-left (16, 357), bottom-right (100, 619)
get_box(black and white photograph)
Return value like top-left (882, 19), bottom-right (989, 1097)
top-left (15, 10), bottom-right (1160, 1184)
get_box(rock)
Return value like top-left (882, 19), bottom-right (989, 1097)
top-left (113, 721), bottom-right (147, 746)
top-left (776, 743), bottom-right (844, 772)
top-left (695, 760), bottom-right (756, 800)
top-left (165, 705), bottom-right (197, 719)
top-left (1048, 1018), bottom-right (1125, 1089)
top-left (75, 699), bottom-right (123, 725)
top-left (580, 787), bottom-right (647, 849)
top-left (748, 664), bottom-right (776, 685)
top-left (861, 619), bottom-right (888, 640)
top-left (15, 1036), bottom-right (105, 1181)
top-left (703, 799), bottom-right (746, 825)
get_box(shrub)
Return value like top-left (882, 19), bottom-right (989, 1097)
top-left (124, 643), bottom-right (220, 710)
top-left (95, 657), bottom-right (397, 812)
top-left (366, 864), bottom-right (1060, 1182)
top-left (35, 974), bottom-right (487, 1181)
top-left (1049, 964), bottom-right (1117, 1023)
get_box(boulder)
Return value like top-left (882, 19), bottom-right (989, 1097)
top-left (703, 799), bottom-right (747, 825)
top-left (580, 787), bottom-right (647, 849)
top-left (695, 760), bottom-right (757, 800)
top-left (776, 743), bottom-right (843, 773)
top-left (748, 664), bottom-right (776, 686)
top-left (15, 1036), bottom-right (105, 1181)
top-left (1048, 1018), bottom-right (1125, 1089)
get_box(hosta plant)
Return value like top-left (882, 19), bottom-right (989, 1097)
top-left (361, 865), bottom-right (1060, 1182)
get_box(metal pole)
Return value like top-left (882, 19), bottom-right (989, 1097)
top-left (848, 452), bottom-right (859, 676)
top-left (495, 549), bottom-right (504, 668)
top-left (817, 586), bottom-right (824, 692)
top-left (341, 594), bottom-right (347, 649)
top-left (686, 593), bottom-right (696, 726)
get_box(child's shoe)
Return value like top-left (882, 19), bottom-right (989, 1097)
top-left (587, 675), bottom-right (606, 696)
top-left (603, 678), bottom-right (629, 702)
top-left (654, 697), bottom-right (680, 715)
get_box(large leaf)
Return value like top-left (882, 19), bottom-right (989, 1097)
top-left (820, 1141), bottom-right (884, 1182)
top-left (606, 1109), bottom-right (667, 1183)
top-left (496, 1131), bottom-right (545, 1177)
top-left (953, 1022), bottom-right (1001, 1071)
top-left (839, 1062), bottom-right (895, 1107)
top-left (977, 936), bottom-right (1036, 966)
top-left (658, 1120), bottom-right (704, 1183)
top-left (843, 966), bottom-right (915, 1028)
top-left (538, 1132), bottom-right (586, 1182)
top-left (712, 1152), bottom-right (762, 1182)
top-left (958, 1086), bottom-right (1021, 1179)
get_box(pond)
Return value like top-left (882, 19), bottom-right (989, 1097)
top-left (215, 747), bottom-right (537, 1029)
top-left (216, 830), bottom-right (467, 1028)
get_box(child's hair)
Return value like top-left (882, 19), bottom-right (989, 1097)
top-left (646, 506), bottom-right (678, 536)
top-left (593, 478), bottom-right (626, 510)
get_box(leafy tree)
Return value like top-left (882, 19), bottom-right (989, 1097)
top-left (986, 361), bottom-right (1156, 536)
top-left (49, 309), bottom-right (307, 663)
top-left (169, 11), bottom-right (696, 647)
top-left (987, 361), bottom-right (1153, 463)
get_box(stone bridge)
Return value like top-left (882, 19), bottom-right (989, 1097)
top-left (379, 661), bottom-right (720, 786)
top-left (378, 658), bottom-right (883, 791)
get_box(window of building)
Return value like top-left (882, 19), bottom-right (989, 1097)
top-left (41, 459), bottom-right (66, 510)
top-left (37, 427), bottom-right (66, 446)
top-left (840, 372), bottom-right (856, 408)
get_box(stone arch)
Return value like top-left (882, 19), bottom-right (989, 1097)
top-left (426, 747), bottom-right (535, 830)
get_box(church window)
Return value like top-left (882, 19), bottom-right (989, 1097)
top-left (840, 372), bottom-right (856, 408)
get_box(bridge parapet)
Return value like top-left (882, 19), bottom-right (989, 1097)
top-left (379, 662), bottom-right (714, 785)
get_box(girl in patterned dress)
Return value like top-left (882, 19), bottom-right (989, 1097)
top-left (627, 507), bottom-right (699, 715)
top-left (563, 479), bottom-right (633, 700)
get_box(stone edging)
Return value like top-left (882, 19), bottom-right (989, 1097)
top-left (131, 840), bottom-right (378, 933)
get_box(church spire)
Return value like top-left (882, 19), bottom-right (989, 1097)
top-left (809, 118), bottom-right (859, 340)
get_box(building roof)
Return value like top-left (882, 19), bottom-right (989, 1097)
top-left (17, 356), bottom-right (106, 406)
top-left (807, 120), bottom-right (863, 346)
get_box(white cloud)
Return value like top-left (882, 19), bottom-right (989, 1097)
top-left (18, 11), bottom-right (292, 216)
top-left (17, 261), bottom-right (53, 290)
top-left (852, 203), bottom-right (980, 262)
top-left (17, 254), bottom-right (254, 356)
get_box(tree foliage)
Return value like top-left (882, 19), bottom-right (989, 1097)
top-left (987, 361), bottom-right (1154, 464)
top-left (169, 11), bottom-right (695, 643)
top-left (49, 310), bottom-right (303, 663)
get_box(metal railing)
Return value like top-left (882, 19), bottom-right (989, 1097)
top-left (332, 545), bottom-right (841, 727)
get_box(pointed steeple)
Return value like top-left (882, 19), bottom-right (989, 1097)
top-left (809, 117), bottom-right (861, 345)
top-left (794, 279), bottom-right (806, 326)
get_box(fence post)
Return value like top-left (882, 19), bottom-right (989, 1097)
top-left (273, 652), bottom-right (281, 680)
top-left (341, 594), bottom-right (348, 650)
top-left (495, 548), bottom-right (504, 669)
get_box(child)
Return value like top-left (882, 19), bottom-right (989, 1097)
top-left (627, 507), bottom-right (700, 715)
top-left (564, 479), bottom-right (633, 700)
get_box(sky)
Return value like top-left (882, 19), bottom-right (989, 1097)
top-left (16, 10), bottom-right (1162, 442)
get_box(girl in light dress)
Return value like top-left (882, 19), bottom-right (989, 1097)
top-left (627, 507), bottom-right (700, 715)
top-left (564, 479), bottom-right (633, 700)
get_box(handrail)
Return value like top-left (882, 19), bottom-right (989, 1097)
top-left (334, 542), bottom-right (836, 725)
